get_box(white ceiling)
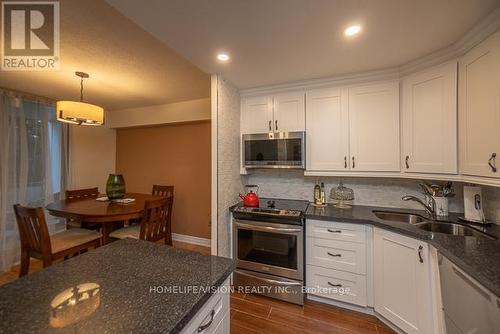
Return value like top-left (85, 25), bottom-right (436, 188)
top-left (107, 0), bottom-right (500, 89)
top-left (0, 0), bottom-right (210, 111)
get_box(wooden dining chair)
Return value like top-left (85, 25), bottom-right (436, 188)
top-left (13, 204), bottom-right (102, 277)
top-left (130, 184), bottom-right (174, 226)
top-left (65, 187), bottom-right (100, 230)
top-left (109, 197), bottom-right (173, 245)
top-left (152, 185), bottom-right (174, 232)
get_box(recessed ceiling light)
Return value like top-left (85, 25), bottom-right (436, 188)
top-left (344, 25), bottom-right (362, 37)
top-left (217, 53), bottom-right (230, 62)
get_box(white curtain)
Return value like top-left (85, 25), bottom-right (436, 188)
top-left (0, 92), bottom-right (63, 273)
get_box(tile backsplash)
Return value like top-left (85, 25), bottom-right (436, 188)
top-left (246, 170), bottom-right (500, 223)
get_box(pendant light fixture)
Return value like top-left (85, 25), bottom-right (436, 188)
top-left (56, 72), bottom-right (104, 126)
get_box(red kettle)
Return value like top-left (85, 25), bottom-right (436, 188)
top-left (239, 185), bottom-right (260, 207)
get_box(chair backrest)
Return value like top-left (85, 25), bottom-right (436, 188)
top-left (13, 204), bottom-right (52, 261)
top-left (139, 197), bottom-right (173, 244)
top-left (66, 187), bottom-right (99, 200)
top-left (151, 185), bottom-right (174, 198)
top-left (151, 185), bottom-right (174, 240)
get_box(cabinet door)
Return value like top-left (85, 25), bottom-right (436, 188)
top-left (349, 82), bottom-right (400, 171)
top-left (373, 228), bottom-right (435, 334)
top-left (273, 91), bottom-right (305, 132)
top-left (459, 30), bottom-right (500, 178)
top-left (306, 87), bottom-right (349, 170)
top-left (402, 62), bottom-right (458, 174)
top-left (241, 95), bottom-right (273, 134)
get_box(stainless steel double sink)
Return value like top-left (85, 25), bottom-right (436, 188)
top-left (372, 211), bottom-right (497, 239)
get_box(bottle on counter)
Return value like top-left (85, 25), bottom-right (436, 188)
top-left (320, 182), bottom-right (326, 205)
top-left (314, 181), bottom-right (321, 205)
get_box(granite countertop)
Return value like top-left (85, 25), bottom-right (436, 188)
top-left (306, 204), bottom-right (500, 299)
top-left (0, 239), bottom-right (235, 334)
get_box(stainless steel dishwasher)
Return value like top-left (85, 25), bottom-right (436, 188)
top-left (439, 254), bottom-right (500, 334)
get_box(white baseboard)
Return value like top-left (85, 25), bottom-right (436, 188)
top-left (172, 233), bottom-right (211, 247)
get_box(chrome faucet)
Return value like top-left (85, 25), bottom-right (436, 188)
top-left (402, 195), bottom-right (436, 218)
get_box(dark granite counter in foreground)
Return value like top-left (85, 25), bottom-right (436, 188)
top-left (0, 239), bottom-right (234, 334)
top-left (306, 204), bottom-right (500, 299)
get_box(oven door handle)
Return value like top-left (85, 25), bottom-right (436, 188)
top-left (235, 222), bottom-right (302, 234)
top-left (235, 270), bottom-right (302, 286)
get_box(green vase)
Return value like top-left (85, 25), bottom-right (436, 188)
top-left (106, 174), bottom-right (126, 200)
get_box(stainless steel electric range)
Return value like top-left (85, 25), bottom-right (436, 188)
top-left (232, 198), bottom-right (309, 305)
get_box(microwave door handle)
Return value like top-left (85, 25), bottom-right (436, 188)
top-left (235, 222), bottom-right (302, 234)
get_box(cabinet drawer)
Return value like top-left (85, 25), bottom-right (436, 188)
top-left (306, 265), bottom-right (367, 307)
top-left (181, 278), bottom-right (230, 334)
top-left (306, 220), bottom-right (366, 243)
top-left (306, 237), bottom-right (366, 274)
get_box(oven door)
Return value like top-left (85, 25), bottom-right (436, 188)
top-left (233, 219), bottom-right (303, 281)
top-left (242, 132), bottom-right (305, 169)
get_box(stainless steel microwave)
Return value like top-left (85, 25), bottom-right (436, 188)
top-left (242, 131), bottom-right (305, 169)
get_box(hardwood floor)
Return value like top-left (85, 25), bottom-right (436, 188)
top-left (230, 292), bottom-right (396, 334)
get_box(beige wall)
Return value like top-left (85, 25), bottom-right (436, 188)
top-left (107, 98), bottom-right (210, 128)
top-left (70, 125), bottom-right (116, 193)
top-left (115, 121), bottom-right (211, 239)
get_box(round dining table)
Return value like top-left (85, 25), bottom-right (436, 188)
top-left (46, 193), bottom-right (162, 244)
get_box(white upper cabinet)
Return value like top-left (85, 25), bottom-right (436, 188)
top-left (241, 95), bottom-right (273, 134)
top-left (241, 92), bottom-right (305, 134)
top-left (349, 81), bottom-right (400, 171)
top-left (459, 30), bottom-right (500, 178)
top-left (373, 228), bottom-right (436, 334)
top-left (402, 62), bottom-right (458, 174)
top-left (274, 92), bottom-right (305, 132)
top-left (306, 87), bottom-right (349, 171)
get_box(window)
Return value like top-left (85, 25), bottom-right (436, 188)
top-left (20, 100), bottom-right (62, 206)
top-left (0, 94), bottom-right (67, 271)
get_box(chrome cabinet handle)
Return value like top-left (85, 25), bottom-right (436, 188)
top-left (344, 156), bottom-right (347, 169)
top-left (327, 282), bottom-right (342, 287)
top-left (352, 156), bottom-right (355, 168)
top-left (418, 245), bottom-right (423, 263)
top-left (488, 153), bottom-right (497, 172)
top-left (327, 229), bottom-right (342, 233)
top-left (268, 120), bottom-right (272, 131)
top-left (197, 309), bottom-right (215, 332)
top-left (327, 252), bottom-right (341, 257)
top-left (405, 155), bottom-right (410, 169)
top-left (275, 120), bottom-right (278, 131)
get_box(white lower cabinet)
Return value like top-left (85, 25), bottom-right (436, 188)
top-left (307, 265), bottom-right (367, 306)
top-left (181, 278), bottom-right (230, 334)
top-left (373, 228), bottom-right (436, 334)
top-left (306, 237), bottom-right (366, 275)
top-left (306, 219), bottom-right (369, 307)
top-left (306, 222), bottom-right (442, 334)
